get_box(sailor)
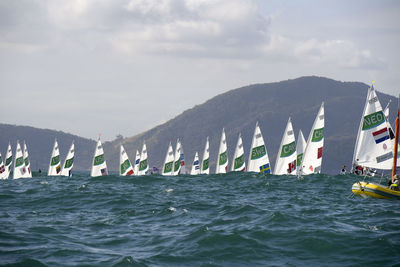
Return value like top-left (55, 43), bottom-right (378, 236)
top-left (340, 165), bottom-right (346, 175)
top-left (389, 175), bottom-right (400, 191)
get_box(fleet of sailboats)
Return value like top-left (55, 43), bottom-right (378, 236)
top-left (2, 89), bottom-right (399, 188)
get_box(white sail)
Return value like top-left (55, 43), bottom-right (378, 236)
top-left (274, 118), bottom-right (297, 175)
top-left (173, 139), bottom-right (183, 175)
top-left (21, 141), bottom-right (32, 178)
top-left (216, 128), bottom-right (228, 174)
top-left (231, 133), bottom-right (246, 172)
top-left (300, 102), bottom-right (325, 175)
top-left (384, 104), bottom-right (400, 166)
top-left (13, 141), bottom-right (25, 179)
top-left (0, 153), bottom-right (6, 179)
top-left (3, 143), bottom-right (12, 179)
top-left (201, 136), bottom-right (210, 174)
top-left (134, 149), bottom-right (140, 176)
top-left (162, 142), bottom-right (175, 176)
top-left (137, 142), bottom-right (149, 175)
top-left (352, 87), bottom-right (395, 170)
top-left (179, 144), bottom-right (186, 174)
top-left (296, 130), bottom-right (307, 175)
top-left (61, 142), bottom-right (74, 177)
top-left (48, 139), bottom-right (62, 176)
top-left (247, 122), bottom-right (272, 173)
top-left (90, 138), bottom-right (108, 177)
top-left (120, 144), bottom-right (134, 176)
top-left (191, 152), bottom-right (200, 175)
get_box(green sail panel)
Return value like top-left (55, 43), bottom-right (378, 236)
top-left (250, 145), bottom-right (266, 160)
top-left (51, 155), bottom-right (60, 166)
top-left (280, 141), bottom-right (296, 158)
top-left (234, 154), bottom-right (245, 169)
top-left (5, 156), bottom-right (12, 166)
top-left (15, 157), bottom-right (24, 167)
top-left (120, 159), bottom-right (131, 174)
top-left (163, 161), bottom-right (173, 173)
top-left (202, 159), bottom-right (209, 171)
top-left (362, 111), bottom-right (385, 130)
top-left (297, 153), bottom-right (303, 167)
top-left (218, 151), bottom-right (227, 165)
top-left (93, 154), bottom-right (105, 166)
top-left (311, 128), bottom-right (324, 142)
top-left (174, 160), bottom-right (180, 172)
top-left (139, 159), bottom-right (148, 171)
top-left (64, 158), bottom-right (74, 169)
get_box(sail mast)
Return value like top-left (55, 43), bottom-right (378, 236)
top-left (392, 95), bottom-right (399, 181)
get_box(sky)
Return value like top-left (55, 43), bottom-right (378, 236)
top-left (1, 0), bottom-right (399, 141)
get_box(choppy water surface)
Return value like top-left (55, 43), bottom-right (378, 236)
top-left (0, 172), bottom-right (399, 266)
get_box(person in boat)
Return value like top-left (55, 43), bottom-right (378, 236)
top-left (389, 175), bottom-right (400, 191)
top-left (353, 165), bottom-right (363, 175)
top-left (340, 165), bottom-right (346, 175)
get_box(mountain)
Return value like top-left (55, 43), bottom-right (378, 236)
top-left (1, 76), bottom-right (397, 174)
top-left (0, 124), bottom-right (96, 171)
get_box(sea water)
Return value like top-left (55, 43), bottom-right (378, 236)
top-left (0, 172), bottom-right (399, 266)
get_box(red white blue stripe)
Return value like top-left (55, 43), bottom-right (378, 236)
top-left (372, 127), bottom-right (389, 144)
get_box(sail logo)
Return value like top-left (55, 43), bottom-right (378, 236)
top-left (296, 153), bottom-right (303, 167)
top-left (319, 115), bottom-right (324, 120)
top-left (280, 141), bottom-right (296, 157)
top-left (372, 127), bottom-right (389, 144)
top-left (259, 163), bottom-right (270, 174)
top-left (174, 160), bottom-right (180, 172)
top-left (93, 154), bottom-right (104, 166)
top-left (202, 159), bottom-right (209, 170)
top-left (121, 159), bottom-right (131, 174)
top-left (139, 159), bottom-right (148, 171)
top-left (51, 155), bottom-right (60, 166)
top-left (287, 130), bottom-right (293, 136)
top-left (64, 158), bottom-right (74, 168)
top-left (311, 128), bottom-right (324, 142)
top-left (256, 133), bottom-right (262, 139)
top-left (362, 111), bottom-right (385, 130)
top-left (368, 96), bottom-right (378, 104)
top-left (5, 156), bottom-right (12, 166)
top-left (376, 151), bottom-right (393, 163)
top-left (234, 154), bottom-right (244, 169)
top-left (15, 157), bottom-right (24, 167)
top-left (163, 161), bottom-right (173, 173)
top-left (219, 151), bottom-right (227, 165)
top-left (251, 145), bottom-right (266, 160)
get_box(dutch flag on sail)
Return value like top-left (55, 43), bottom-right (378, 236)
top-left (372, 127), bottom-right (389, 144)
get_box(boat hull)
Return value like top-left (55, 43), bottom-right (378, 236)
top-left (352, 181), bottom-right (400, 200)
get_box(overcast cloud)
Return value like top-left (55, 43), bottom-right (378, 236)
top-left (0, 0), bottom-right (399, 140)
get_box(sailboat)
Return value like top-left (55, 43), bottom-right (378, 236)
top-left (13, 141), bottom-right (25, 179)
top-left (162, 142), bottom-right (175, 176)
top-left (48, 139), bottom-right (62, 176)
top-left (91, 137), bottom-right (108, 177)
top-left (201, 137), bottom-right (210, 174)
top-left (216, 128), bottom-right (228, 174)
top-left (191, 152), bottom-right (200, 175)
top-left (351, 86), bottom-right (395, 174)
top-left (134, 150), bottom-right (140, 176)
top-left (173, 139), bottom-right (183, 175)
top-left (231, 133), bottom-right (246, 172)
top-left (274, 118), bottom-right (297, 175)
top-left (61, 142), bottom-right (75, 177)
top-left (120, 144), bottom-right (134, 176)
top-left (296, 130), bottom-right (307, 175)
top-left (299, 102), bottom-right (325, 175)
top-left (384, 103), bottom-right (400, 166)
top-left (3, 143), bottom-right (12, 179)
top-left (247, 122), bottom-right (272, 173)
top-left (352, 93), bottom-right (400, 199)
top-left (179, 143), bottom-right (186, 174)
top-left (137, 142), bottom-right (149, 175)
top-left (0, 153), bottom-right (6, 179)
top-left (21, 141), bottom-right (32, 178)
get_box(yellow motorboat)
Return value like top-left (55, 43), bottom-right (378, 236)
top-left (352, 181), bottom-right (400, 199)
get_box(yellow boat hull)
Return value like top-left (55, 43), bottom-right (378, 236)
top-left (352, 181), bottom-right (400, 199)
